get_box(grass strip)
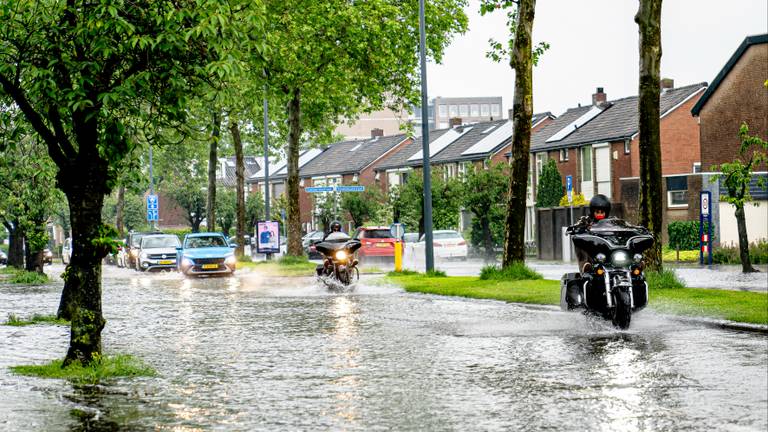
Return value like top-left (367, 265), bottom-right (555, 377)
top-left (10, 354), bottom-right (156, 384)
top-left (5, 313), bottom-right (69, 326)
top-left (0, 267), bottom-right (49, 285)
top-left (385, 274), bottom-right (768, 325)
top-left (239, 257), bottom-right (317, 277)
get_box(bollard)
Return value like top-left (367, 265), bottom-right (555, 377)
top-left (394, 240), bottom-right (402, 272)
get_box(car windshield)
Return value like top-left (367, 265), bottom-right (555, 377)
top-left (364, 229), bottom-right (393, 239)
top-left (185, 236), bottom-right (228, 248)
top-left (142, 236), bottom-right (180, 249)
top-left (130, 235), bottom-right (144, 247)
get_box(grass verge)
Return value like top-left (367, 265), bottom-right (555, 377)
top-left (662, 248), bottom-right (700, 263)
top-left (10, 354), bottom-right (156, 384)
top-left (480, 262), bottom-right (543, 281)
top-left (0, 267), bottom-right (49, 285)
top-left (384, 273), bottom-right (768, 325)
top-left (5, 313), bottom-right (68, 326)
top-left (238, 256), bottom-right (317, 277)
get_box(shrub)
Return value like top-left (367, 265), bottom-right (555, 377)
top-left (479, 262), bottom-right (543, 281)
top-left (163, 228), bottom-right (193, 243)
top-left (10, 270), bottom-right (48, 285)
top-left (667, 221), bottom-right (715, 251)
top-left (426, 269), bottom-right (447, 277)
top-left (387, 269), bottom-right (421, 276)
top-left (713, 241), bottom-right (768, 265)
top-left (559, 192), bottom-right (588, 207)
top-left (646, 269), bottom-right (686, 289)
top-left (536, 159), bottom-right (563, 208)
top-left (278, 255), bottom-right (309, 266)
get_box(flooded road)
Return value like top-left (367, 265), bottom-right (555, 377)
top-left (1, 264), bottom-right (767, 431)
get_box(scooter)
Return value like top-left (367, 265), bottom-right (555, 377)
top-left (314, 232), bottom-right (362, 287)
top-left (561, 218), bottom-right (654, 329)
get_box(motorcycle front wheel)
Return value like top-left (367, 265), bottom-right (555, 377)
top-left (611, 289), bottom-right (632, 329)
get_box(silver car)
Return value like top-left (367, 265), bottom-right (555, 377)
top-left (136, 234), bottom-right (181, 271)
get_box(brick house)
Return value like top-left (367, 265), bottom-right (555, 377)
top-left (530, 82), bottom-right (707, 244)
top-left (691, 34), bottom-right (768, 246)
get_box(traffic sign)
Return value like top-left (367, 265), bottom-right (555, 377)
top-left (147, 194), bottom-right (158, 210)
top-left (336, 185), bottom-right (365, 192)
top-left (390, 222), bottom-right (405, 239)
top-left (305, 186), bottom-right (334, 193)
top-left (700, 191), bottom-right (710, 216)
top-left (566, 175), bottom-right (573, 204)
top-left (147, 208), bottom-right (158, 221)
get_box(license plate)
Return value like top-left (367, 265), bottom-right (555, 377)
top-left (159, 260), bottom-right (173, 265)
top-left (375, 243), bottom-right (389, 248)
top-left (202, 264), bottom-right (218, 269)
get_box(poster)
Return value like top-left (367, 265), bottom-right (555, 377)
top-left (256, 221), bottom-right (280, 254)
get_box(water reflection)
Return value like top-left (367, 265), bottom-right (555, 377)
top-left (328, 295), bottom-right (362, 426)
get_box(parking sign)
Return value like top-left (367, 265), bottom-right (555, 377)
top-left (566, 175), bottom-right (573, 204)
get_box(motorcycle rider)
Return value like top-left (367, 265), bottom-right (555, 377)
top-left (569, 194), bottom-right (612, 274)
top-left (317, 220), bottom-right (344, 276)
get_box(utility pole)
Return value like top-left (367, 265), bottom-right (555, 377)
top-left (148, 144), bottom-right (156, 231)
top-left (263, 92), bottom-right (272, 260)
top-left (419, 0), bottom-right (435, 272)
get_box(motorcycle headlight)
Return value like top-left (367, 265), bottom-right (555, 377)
top-left (335, 250), bottom-right (348, 260)
top-left (595, 253), bottom-right (607, 263)
top-left (633, 253), bottom-right (643, 263)
top-left (611, 250), bottom-right (630, 267)
top-left (224, 255), bottom-right (236, 265)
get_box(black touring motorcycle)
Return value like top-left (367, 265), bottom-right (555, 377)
top-left (561, 218), bottom-right (654, 329)
top-left (314, 232), bottom-right (362, 287)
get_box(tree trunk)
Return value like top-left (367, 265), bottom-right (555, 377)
top-left (635, 0), bottom-right (664, 272)
top-left (115, 184), bottom-right (125, 238)
top-left (482, 214), bottom-right (494, 262)
top-left (207, 110), bottom-right (221, 233)
top-left (502, 0), bottom-right (536, 267)
top-left (24, 237), bottom-right (44, 273)
top-left (231, 120), bottom-right (246, 258)
top-left (286, 89), bottom-right (303, 256)
top-left (6, 222), bottom-right (24, 269)
top-left (735, 205), bottom-right (757, 272)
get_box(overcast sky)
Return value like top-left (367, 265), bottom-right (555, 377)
top-left (427, 0), bottom-right (768, 116)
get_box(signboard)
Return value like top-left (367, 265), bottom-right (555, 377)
top-left (566, 175), bottom-right (573, 204)
top-left (700, 191), bottom-right (710, 216)
top-left (146, 194), bottom-right (159, 221)
top-left (256, 221), bottom-right (281, 254)
top-left (305, 186), bottom-right (334, 193)
top-left (336, 185), bottom-right (365, 193)
top-left (699, 191), bottom-right (713, 265)
top-left (390, 222), bottom-right (405, 240)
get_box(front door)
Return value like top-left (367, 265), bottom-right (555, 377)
top-left (580, 146), bottom-right (593, 201)
top-left (594, 144), bottom-right (611, 198)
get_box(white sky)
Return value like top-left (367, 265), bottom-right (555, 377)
top-left (427, 0), bottom-right (768, 116)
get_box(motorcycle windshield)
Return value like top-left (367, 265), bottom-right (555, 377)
top-left (572, 218), bottom-right (654, 254)
top-left (315, 239), bottom-right (361, 256)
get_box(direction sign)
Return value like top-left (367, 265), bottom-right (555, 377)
top-left (336, 185), bottom-right (365, 193)
top-left (305, 186), bottom-right (334, 193)
top-left (146, 194), bottom-right (158, 210)
top-left (566, 175), bottom-right (573, 204)
top-left (147, 208), bottom-right (159, 222)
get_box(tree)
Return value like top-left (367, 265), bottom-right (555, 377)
top-left (245, 191), bottom-right (265, 232)
top-left (712, 123), bottom-right (767, 273)
top-left (395, 170), bottom-right (463, 237)
top-left (260, 0), bottom-right (468, 256)
top-left (0, 2), bottom-right (230, 365)
top-left (341, 189), bottom-right (384, 229)
top-left (216, 188), bottom-right (237, 236)
top-left (536, 159), bottom-right (563, 208)
top-left (635, 0), bottom-right (664, 271)
top-left (463, 162), bottom-right (508, 260)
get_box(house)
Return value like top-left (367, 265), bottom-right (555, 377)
top-left (247, 149), bottom-right (324, 202)
top-left (529, 82), bottom-right (707, 244)
top-left (691, 33), bottom-right (768, 246)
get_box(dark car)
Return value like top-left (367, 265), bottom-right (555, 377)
top-left (0, 250), bottom-right (7, 265)
top-left (302, 230), bottom-right (325, 259)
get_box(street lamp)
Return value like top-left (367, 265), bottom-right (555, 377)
top-left (418, 0), bottom-right (435, 271)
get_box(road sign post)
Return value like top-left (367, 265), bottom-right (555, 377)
top-left (390, 223), bottom-right (405, 272)
top-left (699, 191), bottom-right (712, 265)
top-left (146, 194), bottom-right (159, 223)
top-left (566, 175), bottom-right (574, 225)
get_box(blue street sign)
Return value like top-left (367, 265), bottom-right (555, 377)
top-left (565, 175), bottom-right (573, 203)
top-left (147, 194), bottom-right (159, 210)
top-left (336, 185), bottom-right (365, 192)
top-left (305, 186), bottom-right (334, 193)
top-left (147, 208), bottom-right (159, 221)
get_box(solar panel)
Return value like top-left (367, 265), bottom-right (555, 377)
top-left (461, 121), bottom-right (514, 156)
top-left (545, 106), bottom-right (602, 143)
top-left (407, 127), bottom-right (471, 161)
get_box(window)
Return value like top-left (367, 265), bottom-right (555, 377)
top-left (459, 105), bottom-right (469, 117)
top-left (449, 105), bottom-right (458, 117)
top-left (491, 104), bottom-right (501, 117)
top-left (470, 104), bottom-right (479, 117)
top-left (535, 153), bottom-right (546, 178)
top-left (481, 104), bottom-right (490, 116)
top-left (580, 147), bottom-right (592, 182)
top-left (439, 105), bottom-right (448, 117)
top-left (560, 148), bottom-right (569, 162)
top-left (666, 176), bottom-right (688, 208)
top-left (459, 161), bottom-right (472, 177)
top-left (693, 162), bottom-right (702, 173)
top-left (624, 140), bottom-right (631, 154)
top-left (443, 163), bottom-right (457, 180)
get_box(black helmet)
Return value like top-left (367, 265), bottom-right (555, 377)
top-left (589, 194), bottom-right (611, 220)
top-left (329, 220), bottom-right (342, 232)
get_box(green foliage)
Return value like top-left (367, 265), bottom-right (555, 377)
top-left (559, 192), bottom-right (588, 207)
top-left (102, 191), bottom-right (148, 233)
top-left (278, 255), bottom-right (310, 266)
top-left (479, 0), bottom-right (550, 65)
top-left (387, 269), bottom-right (422, 277)
top-left (462, 162), bottom-right (507, 255)
top-left (10, 354), bottom-right (156, 384)
top-left (92, 224), bottom-right (120, 257)
top-left (5, 313), bottom-right (68, 327)
top-left (713, 241), bottom-right (768, 265)
top-left (163, 228), bottom-right (193, 243)
top-left (711, 123), bottom-right (768, 209)
top-left (479, 262), bottom-right (543, 281)
top-left (535, 159), bottom-right (563, 208)
top-left (216, 189), bottom-right (237, 235)
top-left (9, 270), bottom-right (49, 285)
top-left (341, 189), bottom-right (384, 228)
top-left (667, 221), bottom-right (716, 250)
top-left (395, 170), bottom-right (464, 235)
top-left (246, 191), bottom-right (265, 229)
top-left (426, 269), bottom-right (447, 277)
top-left (646, 269), bottom-right (686, 290)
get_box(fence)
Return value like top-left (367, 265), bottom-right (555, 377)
top-left (536, 204), bottom-right (624, 261)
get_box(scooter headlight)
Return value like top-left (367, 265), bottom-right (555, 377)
top-left (611, 250), bottom-right (630, 266)
top-left (335, 250), bottom-right (348, 261)
top-left (633, 253), bottom-right (643, 263)
top-left (595, 253), bottom-right (607, 263)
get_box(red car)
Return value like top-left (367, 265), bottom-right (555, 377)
top-left (352, 226), bottom-right (397, 263)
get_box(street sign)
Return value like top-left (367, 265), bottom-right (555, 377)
top-left (147, 208), bottom-right (158, 222)
top-left (700, 191), bottom-right (710, 216)
top-left (699, 190), bottom-right (713, 265)
top-left (305, 186), bottom-right (334, 193)
top-left (390, 222), bottom-right (405, 239)
top-left (147, 194), bottom-right (158, 210)
top-left (146, 194), bottom-right (159, 221)
top-left (566, 175), bottom-right (573, 204)
top-left (336, 185), bottom-right (365, 193)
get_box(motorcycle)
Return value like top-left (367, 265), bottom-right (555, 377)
top-left (561, 217), bottom-right (654, 329)
top-left (314, 232), bottom-right (362, 286)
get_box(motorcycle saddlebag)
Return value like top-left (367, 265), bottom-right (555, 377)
top-left (560, 273), bottom-right (584, 310)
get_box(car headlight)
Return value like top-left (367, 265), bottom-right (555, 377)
top-left (335, 250), bottom-right (348, 260)
top-left (181, 257), bottom-right (194, 267)
top-left (224, 255), bottom-right (236, 265)
top-left (595, 253), bottom-right (607, 263)
top-left (611, 250), bottom-right (630, 267)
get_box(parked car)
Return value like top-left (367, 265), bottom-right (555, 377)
top-left (402, 232), bottom-right (420, 257)
top-left (135, 234), bottom-right (181, 272)
top-left (0, 250), bottom-right (7, 265)
top-left (302, 230), bottom-right (325, 259)
top-left (61, 238), bottom-right (72, 265)
top-left (352, 226), bottom-right (396, 263)
top-left (125, 231), bottom-right (162, 270)
top-left (43, 248), bottom-right (53, 265)
top-left (419, 230), bottom-right (468, 260)
top-left (176, 232), bottom-right (237, 277)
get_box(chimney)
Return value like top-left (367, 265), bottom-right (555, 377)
top-left (660, 78), bottom-right (674, 90)
top-left (592, 87), bottom-right (607, 107)
top-left (371, 128), bottom-right (384, 138)
top-left (449, 117), bottom-right (462, 128)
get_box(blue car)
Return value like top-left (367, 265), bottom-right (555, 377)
top-left (177, 233), bottom-right (237, 277)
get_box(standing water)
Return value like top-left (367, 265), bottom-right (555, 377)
top-left (1, 265), bottom-right (766, 431)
